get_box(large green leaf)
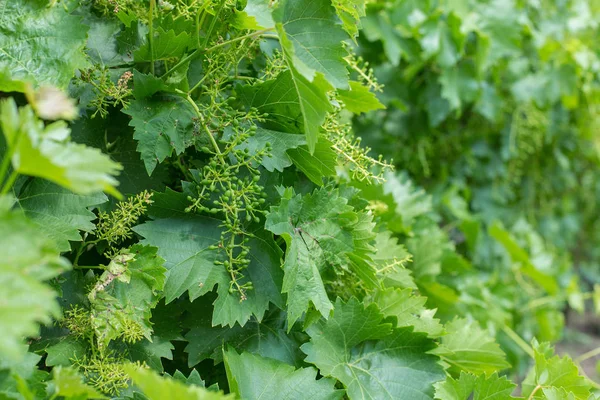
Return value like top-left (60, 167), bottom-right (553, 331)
top-left (239, 71), bottom-right (332, 153)
top-left (16, 179), bottom-right (107, 253)
top-left (434, 372), bottom-right (516, 400)
top-left (0, 0), bottom-right (88, 90)
top-left (123, 96), bottom-right (196, 175)
top-left (287, 139), bottom-right (338, 185)
top-left (185, 307), bottom-right (302, 367)
top-left (265, 187), bottom-right (375, 326)
top-left (134, 211), bottom-right (283, 327)
top-left (0, 99), bottom-right (122, 197)
top-left (224, 348), bottom-right (343, 400)
top-left (274, 0), bottom-right (349, 89)
top-left (134, 28), bottom-right (192, 62)
top-left (302, 298), bottom-right (446, 400)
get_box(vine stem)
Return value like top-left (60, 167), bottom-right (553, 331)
top-left (502, 325), bottom-right (535, 358)
top-left (527, 384), bottom-right (542, 400)
top-left (525, 292), bottom-right (593, 311)
top-left (574, 346), bottom-right (600, 364)
top-left (149, 0), bottom-right (156, 75)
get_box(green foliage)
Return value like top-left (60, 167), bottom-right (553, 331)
top-left (0, 0), bottom-right (89, 90)
top-left (0, 0), bottom-right (597, 399)
top-left (224, 347), bottom-right (342, 400)
top-left (434, 372), bottom-right (516, 400)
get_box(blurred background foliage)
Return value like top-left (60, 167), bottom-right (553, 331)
top-left (353, 0), bottom-right (600, 377)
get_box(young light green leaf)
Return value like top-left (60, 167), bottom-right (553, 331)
top-left (234, 0), bottom-right (275, 29)
top-left (51, 366), bottom-right (106, 400)
top-left (0, 0), bottom-right (88, 90)
top-left (372, 231), bottom-right (415, 289)
top-left (302, 298), bottom-right (445, 400)
top-left (432, 319), bottom-right (510, 376)
top-left (125, 364), bottom-right (234, 400)
top-left (0, 99), bottom-right (122, 197)
top-left (338, 81), bottom-right (385, 114)
top-left (434, 372), bottom-right (516, 400)
top-left (224, 348), bottom-right (343, 400)
top-left (333, 0), bottom-right (366, 39)
top-left (521, 342), bottom-right (592, 400)
top-left (0, 209), bottom-right (70, 362)
top-left (374, 288), bottom-right (444, 338)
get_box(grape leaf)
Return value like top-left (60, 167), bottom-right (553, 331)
top-left (274, 0), bottom-right (349, 89)
top-left (338, 81), bottom-right (385, 114)
top-left (265, 187), bottom-right (375, 326)
top-left (234, 0), bottom-right (275, 29)
top-left (374, 288), bottom-right (444, 338)
top-left (126, 335), bottom-right (174, 372)
top-left (239, 70), bottom-right (333, 153)
top-left (109, 244), bottom-right (167, 311)
top-left (224, 348), bottom-right (343, 400)
top-left (235, 127), bottom-right (305, 172)
top-left (432, 319), bottom-right (510, 376)
top-left (16, 179), bottom-right (107, 253)
top-left (434, 372), bottom-right (516, 400)
top-left (0, 205), bottom-right (70, 362)
top-left (135, 28), bottom-right (192, 62)
top-left (170, 369), bottom-right (205, 387)
top-left (333, 0), bottom-right (366, 39)
top-left (0, 99), bottom-right (122, 198)
top-left (45, 336), bottom-right (87, 367)
top-left (0, 0), bottom-right (88, 90)
top-left (185, 306), bottom-right (302, 367)
top-left (302, 298), bottom-right (446, 400)
top-left (287, 139), bottom-right (338, 185)
top-left (133, 70), bottom-right (167, 99)
top-left (372, 231), bottom-right (415, 289)
top-left (134, 214), bottom-right (284, 327)
top-left (521, 342), bottom-right (592, 400)
top-left (383, 171), bottom-right (432, 230)
top-left (123, 96), bottom-right (196, 175)
top-left (125, 364), bottom-right (234, 400)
